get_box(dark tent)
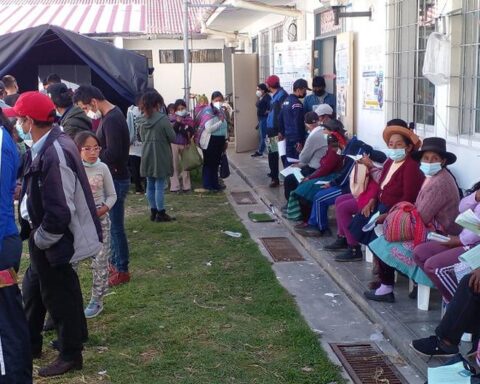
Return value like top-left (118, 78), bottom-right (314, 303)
top-left (0, 24), bottom-right (149, 111)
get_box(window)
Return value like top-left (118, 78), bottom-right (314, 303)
top-left (159, 49), bottom-right (223, 64)
top-left (131, 49), bottom-right (154, 88)
top-left (252, 36), bottom-right (258, 53)
top-left (259, 30), bottom-right (270, 82)
top-left (271, 24), bottom-right (283, 73)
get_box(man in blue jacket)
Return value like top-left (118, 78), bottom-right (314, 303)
top-left (7, 92), bottom-right (102, 377)
top-left (279, 78), bottom-right (309, 166)
top-left (303, 76), bottom-right (336, 115)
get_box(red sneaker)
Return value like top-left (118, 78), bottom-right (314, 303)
top-left (108, 271), bottom-right (130, 287)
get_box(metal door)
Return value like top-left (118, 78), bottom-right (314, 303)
top-left (232, 54), bottom-right (259, 153)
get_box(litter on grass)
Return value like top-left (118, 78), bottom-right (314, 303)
top-left (222, 230), bottom-right (242, 238)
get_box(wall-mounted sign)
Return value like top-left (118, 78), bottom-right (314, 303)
top-left (362, 45), bottom-right (384, 111)
top-left (320, 10), bottom-right (341, 36)
top-left (335, 32), bottom-right (354, 134)
top-left (273, 40), bottom-right (312, 93)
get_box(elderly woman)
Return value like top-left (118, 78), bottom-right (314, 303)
top-left (365, 137), bottom-right (462, 303)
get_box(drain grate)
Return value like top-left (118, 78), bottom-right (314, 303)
top-left (330, 343), bottom-right (408, 384)
top-left (260, 237), bottom-right (304, 262)
top-left (231, 191), bottom-right (257, 205)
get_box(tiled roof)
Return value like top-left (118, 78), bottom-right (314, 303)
top-left (0, 0), bottom-right (217, 36)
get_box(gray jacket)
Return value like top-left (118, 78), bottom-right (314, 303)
top-left (299, 127), bottom-right (328, 169)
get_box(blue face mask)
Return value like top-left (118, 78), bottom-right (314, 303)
top-left (82, 159), bottom-right (100, 168)
top-left (16, 121), bottom-right (31, 141)
top-left (420, 162), bottom-right (442, 177)
top-left (385, 148), bottom-right (406, 161)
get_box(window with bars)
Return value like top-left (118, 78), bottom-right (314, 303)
top-left (159, 49), bottom-right (223, 64)
top-left (259, 30), bottom-right (270, 82)
top-left (252, 36), bottom-right (258, 53)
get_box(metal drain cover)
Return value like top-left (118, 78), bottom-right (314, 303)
top-left (231, 191), bottom-right (257, 205)
top-left (260, 237), bottom-right (304, 262)
top-left (330, 343), bottom-right (408, 384)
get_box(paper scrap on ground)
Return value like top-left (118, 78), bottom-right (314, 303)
top-left (221, 230), bottom-right (242, 238)
top-left (455, 209), bottom-right (480, 235)
top-left (346, 154), bottom-right (363, 161)
top-left (286, 157), bottom-right (300, 163)
top-left (459, 243), bottom-right (480, 270)
top-left (362, 211), bottom-right (380, 232)
top-left (315, 180), bottom-right (330, 185)
top-left (324, 293), bottom-right (339, 298)
top-left (427, 361), bottom-right (471, 384)
top-left (278, 140), bottom-right (286, 157)
top-left (280, 166), bottom-right (304, 183)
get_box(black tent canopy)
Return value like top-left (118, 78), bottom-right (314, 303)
top-left (0, 24), bottom-right (149, 110)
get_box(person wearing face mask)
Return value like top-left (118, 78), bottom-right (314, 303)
top-left (73, 85), bottom-right (131, 287)
top-left (251, 83), bottom-right (271, 158)
top-left (6, 92), bottom-right (102, 377)
top-left (365, 137), bottom-right (463, 303)
top-left (304, 76), bottom-right (336, 115)
top-left (170, 99), bottom-right (195, 193)
top-left (278, 78), bottom-right (309, 166)
top-left (47, 83), bottom-right (92, 139)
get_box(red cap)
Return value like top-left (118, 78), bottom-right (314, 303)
top-left (265, 75), bottom-right (280, 88)
top-left (3, 91), bottom-right (56, 122)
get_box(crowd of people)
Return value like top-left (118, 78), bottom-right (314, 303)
top-left (251, 74), bottom-right (480, 373)
top-left (0, 74), bottom-right (232, 382)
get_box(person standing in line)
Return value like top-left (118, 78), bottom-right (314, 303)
top-left (2, 75), bottom-right (20, 106)
top-left (75, 131), bottom-right (117, 318)
top-left (278, 78), bottom-right (309, 166)
top-left (8, 92), bottom-right (101, 377)
top-left (73, 85), bottom-right (131, 287)
top-left (304, 76), bottom-right (336, 115)
top-left (0, 111), bottom-right (32, 384)
top-left (138, 90), bottom-right (176, 221)
top-left (264, 75), bottom-right (288, 188)
top-left (126, 94), bottom-right (144, 194)
top-left (251, 83), bottom-right (271, 158)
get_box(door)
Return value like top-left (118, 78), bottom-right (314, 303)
top-left (232, 54), bottom-right (259, 153)
top-left (313, 37), bottom-right (336, 95)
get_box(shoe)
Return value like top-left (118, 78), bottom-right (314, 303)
top-left (43, 315), bottom-right (55, 332)
top-left (108, 271), bottom-right (130, 287)
top-left (251, 152), bottom-right (262, 157)
top-left (84, 300), bottom-right (104, 319)
top-left (466, 335), bottom-right (479, 357)
top-left (38, 355), bottom-right (83, 377)
top-left (294, 223), bottom-right (321, 237)
top-left (335, 246), bottom-right (363, 262)
top-left (325, 236), bottom-right (348, 251)
top-left (409, 285), bottom-right (418, 299)
top-left (364, 289), bottom-right (395, 303)
top-left (182, 189), bottom-right (191, 194)
top-left (150, 208), bottom-right (158, 222)
top-left (156, 210), bottom-right (176, 222)
top-left (411, 335), bottom-right (458, 357)
top-left (269, 180), bottom-right (279, 188)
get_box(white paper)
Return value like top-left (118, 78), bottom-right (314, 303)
top-left (278, 140), bottom-right (286, 157)
top-left (459, 244), bottom-right (480, 270)
top-left (427, 361), bottom-right (471, 384)
top-left (455, 209), bottom-right (480, 235)
top-left (280, 166), bottom-right (304, 183)
top-left (346, 154), bottom-right (363, 161)
top-left (362, 211), bottom-right (381, 232)
top-left (286, 157), bottom-right (300, 163)
top-left (427, 232), bottom-right (451, 243)
top-left (315, 180), bottom-right (330, 185)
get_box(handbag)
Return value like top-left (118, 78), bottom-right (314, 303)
top-left (349, 163), bottom-right (369, 198)
top-left (179, 138), bottom-right (203, 171)
top-left (383, 202), bottom-right (427, 246)
top-left (219, 153), bottom-right (230, 179)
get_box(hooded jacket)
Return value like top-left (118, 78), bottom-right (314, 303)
top-left (60, 105), bottom-right (92, 139)
top-left (19, 125), bottom-right (102, 266)
top-left (139, 111), bottom-right (176, 179)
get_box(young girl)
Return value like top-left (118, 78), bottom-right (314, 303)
top-left (75, 131), bottom-right (117, 318)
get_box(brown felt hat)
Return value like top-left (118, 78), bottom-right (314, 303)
top-left (411, 137), bottom-right (457, 165)
top-left (383, 125), bottom-right (422, 150)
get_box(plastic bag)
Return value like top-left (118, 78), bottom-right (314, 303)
top-left (179, 139), bottom-right (203, 171)
top-left (423, 32), bottom-right (451, 86)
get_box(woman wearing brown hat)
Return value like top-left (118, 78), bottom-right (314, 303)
top-left (366, 137), bottom-right (462, 303)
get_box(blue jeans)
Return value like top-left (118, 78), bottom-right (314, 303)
top-left (257, 116), bottom-right (267, 154)
top-left (146, 177), bottom-right (165, 211)
top-left (110, 179), bottom-right (130, 273)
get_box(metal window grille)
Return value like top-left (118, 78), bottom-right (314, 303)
top-left (159, 49), bottom-right (223, 64)
top-left (259, 29), bottom-right (270, 82)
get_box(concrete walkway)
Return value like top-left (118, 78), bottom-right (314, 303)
top-left (224, 148), bottom-right (475, 382)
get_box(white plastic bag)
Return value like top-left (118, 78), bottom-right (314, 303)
top-left (423, 32), bottom-right (451, 86)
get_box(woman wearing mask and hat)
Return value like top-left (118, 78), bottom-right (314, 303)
top-left (251, 83), bottom-right (271, 158)
top-left (365, 137), bottom-right (462, 303)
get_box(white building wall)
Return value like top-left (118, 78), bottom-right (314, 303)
top-left (123, 38), bottom-right (226, 105)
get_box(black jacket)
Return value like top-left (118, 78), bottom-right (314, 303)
top-left (60, 105), bottom-right (92, 139)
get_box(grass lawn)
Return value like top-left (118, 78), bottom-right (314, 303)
top-left (29, 180), bottom-right (343, 383)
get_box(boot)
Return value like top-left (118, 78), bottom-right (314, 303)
top-left (150, 208), bottom-right (158, 222)
top-left (335, 245), bottom-right (363, 262)
top-left (156, 210), bottom-right (176, 222)
top-left (38, 355), bottom-right (83, 377)
top-left (324, 236), bottom-right (348, 251)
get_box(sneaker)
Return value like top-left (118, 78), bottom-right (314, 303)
top-left (411, 335), bottom-right (459, 357)
top-left (84, 300), bottom-right (104, 319)
top-left (364, 289), bottom-right (395, 303)
top-left (335, 246), bottom-right (363, 262)
top-left (108, 271), bottom-right (130, 287)
top-left (251, 152), bottom-right (263, 157)
top-left (325, 236), bottom-right (348, 251)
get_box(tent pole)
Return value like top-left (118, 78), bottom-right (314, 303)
top-left (183, 0), bottom-right (190, 110)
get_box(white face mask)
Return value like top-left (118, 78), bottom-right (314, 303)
top-left (175, 110), bottom-right (187, 117)
top-left (213, 101), bottom-right (222, 110)
top-left (256, 90), bottom-right (263, 97)
top-left (87, 109), bottom-right (102, 120)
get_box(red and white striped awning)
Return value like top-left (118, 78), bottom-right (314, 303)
top-left (0, 3), bottom-right (146, 35)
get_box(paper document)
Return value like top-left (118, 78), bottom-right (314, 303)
top-left (459, 244), bottom-right (480, 271)
top-left (280, 166), bottom-right (304, 183)
top-left (455, 209), bottom-right (480, 235)
top-left (427, 361), bottom-right (471, 384)
top-left (286, 157), bottom-right (300, 163)
top-left (315, 180), bottom-right (330, 185)
top-left (346, 154), bottom-right (363, 161)
top-left (362, 211), bottom-right (381, 232)
top-left (278, 140), bottom-right (286, 157)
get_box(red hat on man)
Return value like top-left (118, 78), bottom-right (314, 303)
top-left (3, 91), bottom-right (56, 122)
top-left (265, 75), bottom-right (280, 88)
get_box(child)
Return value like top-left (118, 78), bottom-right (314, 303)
top-left (74, 131), bottom-right (117, 318)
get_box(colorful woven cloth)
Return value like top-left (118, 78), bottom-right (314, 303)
top-left (0, 268), bottom-right (17, 288)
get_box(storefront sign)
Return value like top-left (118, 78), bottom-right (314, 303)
top-left (320, 10), bottom-right (341, 36)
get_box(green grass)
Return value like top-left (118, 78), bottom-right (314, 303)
top-left (29, 183), bottom-right (343, 383)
